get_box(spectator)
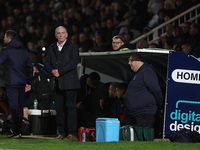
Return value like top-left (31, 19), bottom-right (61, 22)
top-left (124, 30), bottom-right (134, 44)
top-left (24, 15), bottom-right (34, 33)
top-left (44, 26), bottom-right (80, 141)
top-left (172, 25), bottom-right (182, 44)
top-left (112, 16), bottom-right (125, 36)
top-left (163, 0), bottom-right (175, 19)
top-left (147, 8), bottom-right (164, 29)
top-left (85, 6), bottom-right (99, 24)
top-left (71, 22), bottom-right (81, 36)
top-left (187, 23), bottom-right (200, 51)
top-left (125, 53), bottom-right (162, 128)
top-left (159, 24), bottom-right (174, 47)
top-left (173, 42), bottom-right (182, 51)
top-left (112, 35), bottom-right (129, 51)
top-left (42, 23), bottom-right (55, 45)
top-left (105, 18), bottom-right (115, 43)
top-left (181, 42), bottom-right (192, 54)
top-left (1, 18), bottom-right (8, 31)
top-left (92, 33), bottom-right (111, 52)
top-left (7, 15), bottom-right (20, 32)
top-left (22, 3), bottom-right (30, 18)
top-left (71, 33), bottom-right (80, 45)
top-left (147, 0), bottom-right (164, 17)
top-left (130, 1), bottom-right (151, 33)
top-left (148, 42), bottom-right (160, 48)
top-left (82, 24), bottom-right (92, 39)
top-left (0, 30), bottom-right (33, 138)
top-left (119, 11), bottom-right (135, 29)
top-left (28, 24), bottom-right (38, 42)
top-left (79, 0), bottom-right (90, 14)
top-left (163, 39), bottom-right (174, 49)
top-left (156, 8), bottom-right (166, 26)
top-left (182, 42), bottom-right (200, 58)
top-left (79, 32), bottom-right (94, 52)
top-left (174, 0), bottom-right (189, 16)
top-left (181, 22), bottom-right (191, 43)
top-left (18, 26), bottom-right (31, 49)
top-left (63, 8), bottom-right (76, 32)
top-left (137, 39), bottom-right (149, 49)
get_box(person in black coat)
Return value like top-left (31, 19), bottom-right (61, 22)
top-left (24, 63), bottom-right (51, 110)
top-left (0, 30), bottom-right (33, 138)
top-left (44, 26), bottom-right (80, 141)
top-left (77, 72), bottom-right (105, 128)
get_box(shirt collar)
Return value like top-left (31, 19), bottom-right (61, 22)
top-left (57, 40), bottom-right (67, 51)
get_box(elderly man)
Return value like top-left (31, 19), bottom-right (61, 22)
top-left (44, 26), bottom-right (80, 140)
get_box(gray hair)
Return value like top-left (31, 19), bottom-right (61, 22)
top-left (55, 26), bottom-right (68, 33)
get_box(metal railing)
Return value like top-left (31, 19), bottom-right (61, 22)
top-left (130, 4), bottom-right (200, 47)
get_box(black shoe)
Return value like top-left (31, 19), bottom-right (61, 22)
top-left (8, 133), bottom-right (21, 138)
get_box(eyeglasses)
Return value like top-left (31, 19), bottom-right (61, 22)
top-left (112, 42), bottom-right (122, 45)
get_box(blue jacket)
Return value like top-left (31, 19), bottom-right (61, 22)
top-left (0, 39), bottom-right (33, 87)
top-left (124, 62), bottom-right (162, 117)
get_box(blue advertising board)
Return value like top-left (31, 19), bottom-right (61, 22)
top-left (164, 51), bottom-right (200, 137)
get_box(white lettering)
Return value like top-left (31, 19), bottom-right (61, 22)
top-left (169, 121), bottom-right (177, 131)
top-left (169, 121), bottom-right (200, 134)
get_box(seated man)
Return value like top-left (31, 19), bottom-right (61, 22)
top-left (115, 82), bottom-right (132, 126)
top-left (24, 63), bottom-right (51, 122)
top-left (22, 63), bottom-right (52, 135)
top-left (77, 72), bottom-right (105, 128)
top-left (24, 63), bottom-right (51, 111)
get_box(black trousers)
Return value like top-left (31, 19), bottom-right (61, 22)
top-left (131, 114), bottom-right (155, 128)
top-left (6, 87), bottom-right (25, 134)
top-left (54, 89), bottom-right (77, 137)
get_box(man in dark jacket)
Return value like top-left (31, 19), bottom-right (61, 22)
top-left (44, 26), bottom-right (80, 140)
top-left (125, 53), bottom-right (162, 128)
top-left (0, 30), bottom-right (33, 138)
top-left (77, 72), bottom-right (105, 128)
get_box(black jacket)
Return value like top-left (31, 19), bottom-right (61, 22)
top-left (44, 38), bottom-right (80, 90)
top-left (0, 39), bottom-right (33, 87)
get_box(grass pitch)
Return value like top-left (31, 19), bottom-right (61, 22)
top-left (0, 134), bottom-right (199, 150)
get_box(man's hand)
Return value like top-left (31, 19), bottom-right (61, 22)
top-left (76, 101), bottom-right (85, 110)
top-left (100, 99), bottom-right (104, 109)
top-left (51, 69), bottom-right (60, 77)
top-left (25, 84), bottom-right (31, 92)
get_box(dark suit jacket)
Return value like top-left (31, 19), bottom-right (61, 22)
top-left (44, 38), bottom-right (80, 90)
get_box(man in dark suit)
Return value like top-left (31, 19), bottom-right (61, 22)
top-left (44, 26), bottom-right (80, 140)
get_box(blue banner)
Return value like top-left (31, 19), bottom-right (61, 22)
top-left (164, 51), bottom-right (200, 137)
